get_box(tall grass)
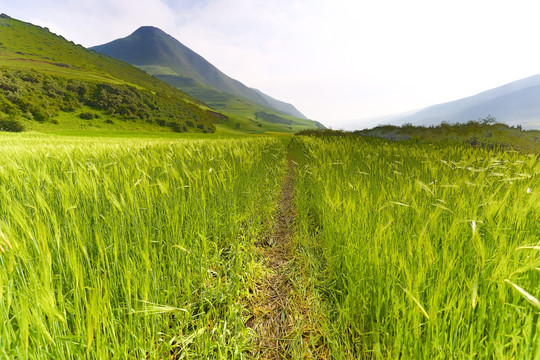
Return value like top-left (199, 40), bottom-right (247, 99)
top-left (291, 136), bottom-right (539, 359)
top-left (0, 133), bottom-right (286, 359)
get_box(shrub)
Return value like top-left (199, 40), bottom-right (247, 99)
top-left (79, 112), bottom-right (95, 120)
top-left (32, 108), bottom-right (49, 122)
top-left (168, 121), bottom-right (186, 133)
top-left (0, 119), bottom-right (25, 132)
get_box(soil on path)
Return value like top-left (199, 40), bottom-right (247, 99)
top-left (247, 156), bottom-right (298, 359)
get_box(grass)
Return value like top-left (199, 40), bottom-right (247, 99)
top-left (290, 134), bottom-right (540, 359)
top-left (0, 132), bottom-right (287, 359)
top-left (0, 127), bottom-right (538, 358)
top-left (348, 120), bottom-right (540, 153)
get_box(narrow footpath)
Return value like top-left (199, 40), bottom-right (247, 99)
top-left (247, 155), bottom-right (298, 359)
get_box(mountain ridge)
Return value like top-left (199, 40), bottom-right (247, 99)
top-left (90, 26), bottom-right (307, 119)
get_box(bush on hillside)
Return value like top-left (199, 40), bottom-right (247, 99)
top-left (168, 121), bottom-right (186, 133)
top-left (0, 118), bottom-right (24, 132)
top-left (0, 68), bottom-right (216, 133)
top-left (79, 112), bottom-right (96, 120)
top-left (32, 108), bottom-right (49, 122)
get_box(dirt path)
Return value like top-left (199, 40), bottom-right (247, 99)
top-left (247, 155), bottom-right (297, 359)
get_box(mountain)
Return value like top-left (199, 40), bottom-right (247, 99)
top-left (0, 14), bottom-right (216, 133)
top-left (390, 75), bottom-right (540, 130)
top-left (90, 26), bottom-right (308, 120)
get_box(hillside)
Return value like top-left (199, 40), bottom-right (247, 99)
top-left (391, 74), bottom-right (540, 130)
top-left (90, 26), bottom-right (318, 131)
top-left (0, 14), bottom-right (221, 133)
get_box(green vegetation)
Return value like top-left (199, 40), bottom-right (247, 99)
top-left (0, 133), bottom-right (286, 358)
top-left (0, 117), bottom-right (24, 132)
top-left (0, 68), bottom-right (216, 133)
top-left (0, 126), bottom-right (538, 358)
top-left (0, 15), bottom-right (216, 133)
top-left (150, 73), bottom-right (321, 134)
top-left (349, 118), bottom-right (540, 153)
top-left (290, 134), bottom-right (539, 358)
top-left (255, 110), bottom-right (293, 125)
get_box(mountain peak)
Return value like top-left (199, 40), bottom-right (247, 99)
top-left (132, 26), bottom-right (166, 36)
top-left (91, 27), bottom-right (308, 119)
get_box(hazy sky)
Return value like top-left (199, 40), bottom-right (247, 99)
top-left (2, 0), bottom-right (540, 128)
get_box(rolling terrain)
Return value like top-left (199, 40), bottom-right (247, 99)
top-left (351, 119), bottom-right (540, 153)
top-left (1, 12), bottom-right (538, 360)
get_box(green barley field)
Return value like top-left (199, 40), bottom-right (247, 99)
top-left (0, 133), bottom-right (285, 359)
top-left (0, 132), bottom-right (538, 359)
top-left (291, 135), bottom-right (539, 359)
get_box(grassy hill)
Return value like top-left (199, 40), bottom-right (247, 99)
top-left (90, 26), bottom-right (324, 133)
top-left (0, 14), bottom-right (221, 134)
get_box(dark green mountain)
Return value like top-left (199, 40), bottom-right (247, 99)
top-left (0, 14), bottom-right (216, 133)
top-left (90, 26), bottom-right (308, 120)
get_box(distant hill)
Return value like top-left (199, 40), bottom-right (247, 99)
top-left (391, 75), bottom-right (540, 130)
top-left (0, 14), bottom-right (216, 133)
top-left (299, 121), bottom-right (540, 153)
top-left (90, 26), bottom-right (308, 120)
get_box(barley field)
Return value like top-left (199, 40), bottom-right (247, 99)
top-left (0, 132), bottom-right (538, 359)
top-left (0, 133), bottom-right (285, 359)
top-left (291, 135), bottom-right (539, 359)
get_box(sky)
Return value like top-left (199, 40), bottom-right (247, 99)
top-left (2, 0), bottom-right (540, 129)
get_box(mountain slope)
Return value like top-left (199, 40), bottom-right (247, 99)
top-left (394, 74), bottom-right (540, 130)
top-left (90, 26), bottom-right (307, 119)
top-left (252, 89), bottom-right (306, 119)
top-left (0, 14), bottom-right (216, 133)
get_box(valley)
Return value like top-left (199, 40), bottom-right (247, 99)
top-left (0, 11), bottom-right (539, 360)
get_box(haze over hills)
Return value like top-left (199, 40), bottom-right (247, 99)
top-left (90, 26), bottom-right (308, 120)
top-left (382, 74), bottom-right (540, 130)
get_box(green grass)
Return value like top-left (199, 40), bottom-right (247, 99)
top-left (0, 132), bottom-right (287, 359)
top-left (290, 134), bottom-right (540, 359)
top-left (0, 127), bottom-right (538, 358)
top-left (348, 120), bottom-right (540, 153)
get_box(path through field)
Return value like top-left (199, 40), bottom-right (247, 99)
top-left (248, 154), bottom-right (298, 359)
